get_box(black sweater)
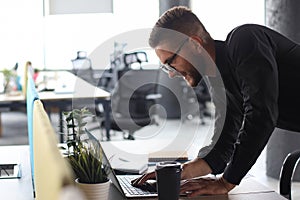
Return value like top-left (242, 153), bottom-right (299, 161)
top-left (201, 24), bottom-right (300, 185)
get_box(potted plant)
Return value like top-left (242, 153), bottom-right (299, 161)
top-left (2, 68), bottom-right (18, 94)
top-left (64, 107), bottom-right (110, 200)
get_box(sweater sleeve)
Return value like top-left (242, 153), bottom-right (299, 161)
top-left (201, 85), bottom-right (244, 175)
top-left (203, 27), bottom-right (279, 185)
top-left (225, 27), bottom-right (278, 184)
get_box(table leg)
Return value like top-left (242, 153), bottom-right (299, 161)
top-left (59, 109), bottom-right (64, 143)
top-left (103, 100), bottom-right (111, 141)
top-left (0, 112), bottom-right (2, 137)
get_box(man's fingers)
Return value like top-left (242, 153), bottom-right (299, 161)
top-left (131, 172), bottom-right (156, 186)
top-left (134, 173), bottom-right (155, 185)
top-left (180, 179), bottom-right (207, 188)
top-left (180, 180), bottom-right (205, 194)
top-left (187, 187), bottom-right (211, 198)
top-left (180, 182), bottom-right (212, 197)
top-left (180, 177), bottom-right (230, 197)
top-left (131, 174), bottom-right (147, 185)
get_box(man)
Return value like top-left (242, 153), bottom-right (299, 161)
top-left (132, 6), bottom-right (300, 197)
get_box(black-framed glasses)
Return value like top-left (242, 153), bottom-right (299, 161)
top-left (160, 38), bottom-right (188, 76)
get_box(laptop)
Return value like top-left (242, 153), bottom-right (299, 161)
top-left (85, 132), bottom-right (158, 198)
top-left (0, 151), bottom-right (21, 179)
top-left (102, 144), bottom-right (157, 198)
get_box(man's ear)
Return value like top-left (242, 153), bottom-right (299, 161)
top-left (190, 36), bottom-right (203, 53)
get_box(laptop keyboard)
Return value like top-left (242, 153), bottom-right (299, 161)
top-left (118, 176), bottom-right (157, 196)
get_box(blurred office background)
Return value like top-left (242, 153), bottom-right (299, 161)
top-left (0, 0), bottom-right (264, 71)
top-left (0, 0), bottom-right (299, 199)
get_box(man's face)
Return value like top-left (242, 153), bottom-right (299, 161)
top-left (155, 39), bottom-right (203, 87)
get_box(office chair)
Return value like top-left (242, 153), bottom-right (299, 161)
top-left (103, 68), bottom-right (160, 140)
top-left (183, 80), bottom-right (211, 124)
top-left (123, 52), bottom-right (148, 69)
top-left (70, 51), bottom-right (107, 132)
top-left (97, 51), bottom-right (149, 93)
top-left (279, 150), bottom-right (300, 200)
top-left (71, 51), bottom-right (96, 86)
top-left (156, 69), bottom-right (211, 122)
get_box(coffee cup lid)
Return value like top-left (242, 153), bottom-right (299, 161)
top-left (156, 161), bottom-right (181, 170)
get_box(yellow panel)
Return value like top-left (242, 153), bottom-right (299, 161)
top-left (33, 100), bottom-right (74, 200)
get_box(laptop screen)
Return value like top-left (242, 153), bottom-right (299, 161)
top-left (84, 131), bottom-right (126, 196)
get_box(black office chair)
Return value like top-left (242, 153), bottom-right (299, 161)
top-left (156, 69), bottom-right (211, 123)
top-left (103, 68), bottom-right (160, 140)
top-left (123, 52), bottom-right (148, 70)
top-left (180, 79), bottom-right (211, 124)
top-left (71, 51), bottom-right (96, 86)
top-left (279, 150), bottom-right (300, 200)
top-left (70, 51), bottom-right (107, 133)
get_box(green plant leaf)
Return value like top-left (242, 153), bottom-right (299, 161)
top-left (63, 107), bottom-right (108, 183)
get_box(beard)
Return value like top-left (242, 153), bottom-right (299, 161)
top-left (179, 57), bottom-right (204, 88)
top-left (183, 72), bottom-right (202, 88)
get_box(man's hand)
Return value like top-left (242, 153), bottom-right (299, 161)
top-left (131, 157), bottom-right (212, 186)
top-left (180, 176), bottom-right (236, 197)
top-left (181, 158), bottom-right (212, 179)
top-left (131, 171), bottom-right (156, 186)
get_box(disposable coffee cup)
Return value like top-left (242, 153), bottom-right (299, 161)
top-left (155, 161), bottom-right (182, 200)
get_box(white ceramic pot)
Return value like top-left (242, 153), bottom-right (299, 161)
top-left (75, 178), bottom-right (110, 200)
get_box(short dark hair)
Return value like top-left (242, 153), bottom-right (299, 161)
top-left (149, 6), bottom-right (210, 48)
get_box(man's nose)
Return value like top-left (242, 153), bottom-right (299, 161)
top-left (168, 71), bottom-right (177, 78)
top-left (169, 71), bottom-right (179, 78)
top-left (168, 71), bottom-right (182, 78)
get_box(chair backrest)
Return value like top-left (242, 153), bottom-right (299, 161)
top-left (26, 69), bottom-right (39, 191)
top-left (123, 52), bottom-right (148, 69)
top-left (279, 150), bottom-right (300, 200)
top-left (112, 69), bottom-right (159, 119)
top-left (33, 100), bottom-right (74, 200)
top-left (71, 51), bottom-right (92, 71)
top-left (71, 58), bottom-right (92, 71)
top-left (71, 51), bottom-right (96, 86)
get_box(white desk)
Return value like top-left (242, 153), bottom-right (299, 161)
top-left (0, 71), bottom-right (111, 140)
top-left (108, 179), bottom-right (287, 200)
top-left (101, 140), bottom-right (288, 200)
top-left (37, 71), bottom-right (110, 100)
top-left (0, 145), bottom-right (34, 200)
top-left (37, 71), bottom-right (111, 141)
top-left (0, 93), bottom-right (26, 137)
top-left (0, 145), bottom-right (287, 200)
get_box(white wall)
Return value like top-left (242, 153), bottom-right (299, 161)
top-left (44, 0), bottom-right (159, 69)
top-left (0, 0), bottom-right (44, 70)
top-left (191, 0), bottom-right (265, 40)
top-left (0, 0), bottom-right (265, 70)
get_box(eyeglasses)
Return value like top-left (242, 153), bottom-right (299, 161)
top-left (160, 38), bottom-right (188, 76)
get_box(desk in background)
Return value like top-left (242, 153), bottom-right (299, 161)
top-left (0, 71), bottom-right (111, 141)
top-left (0, 94), bottom-right (26, 137)
top-left (37, 71), bottom-right (111, 142)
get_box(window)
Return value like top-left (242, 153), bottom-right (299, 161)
top-left (44, 0), bottom-right (159, 69)
top-left (191, 0), bottom-right (265, 40)
top-left (0, 0), bottom-right (265, 70)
